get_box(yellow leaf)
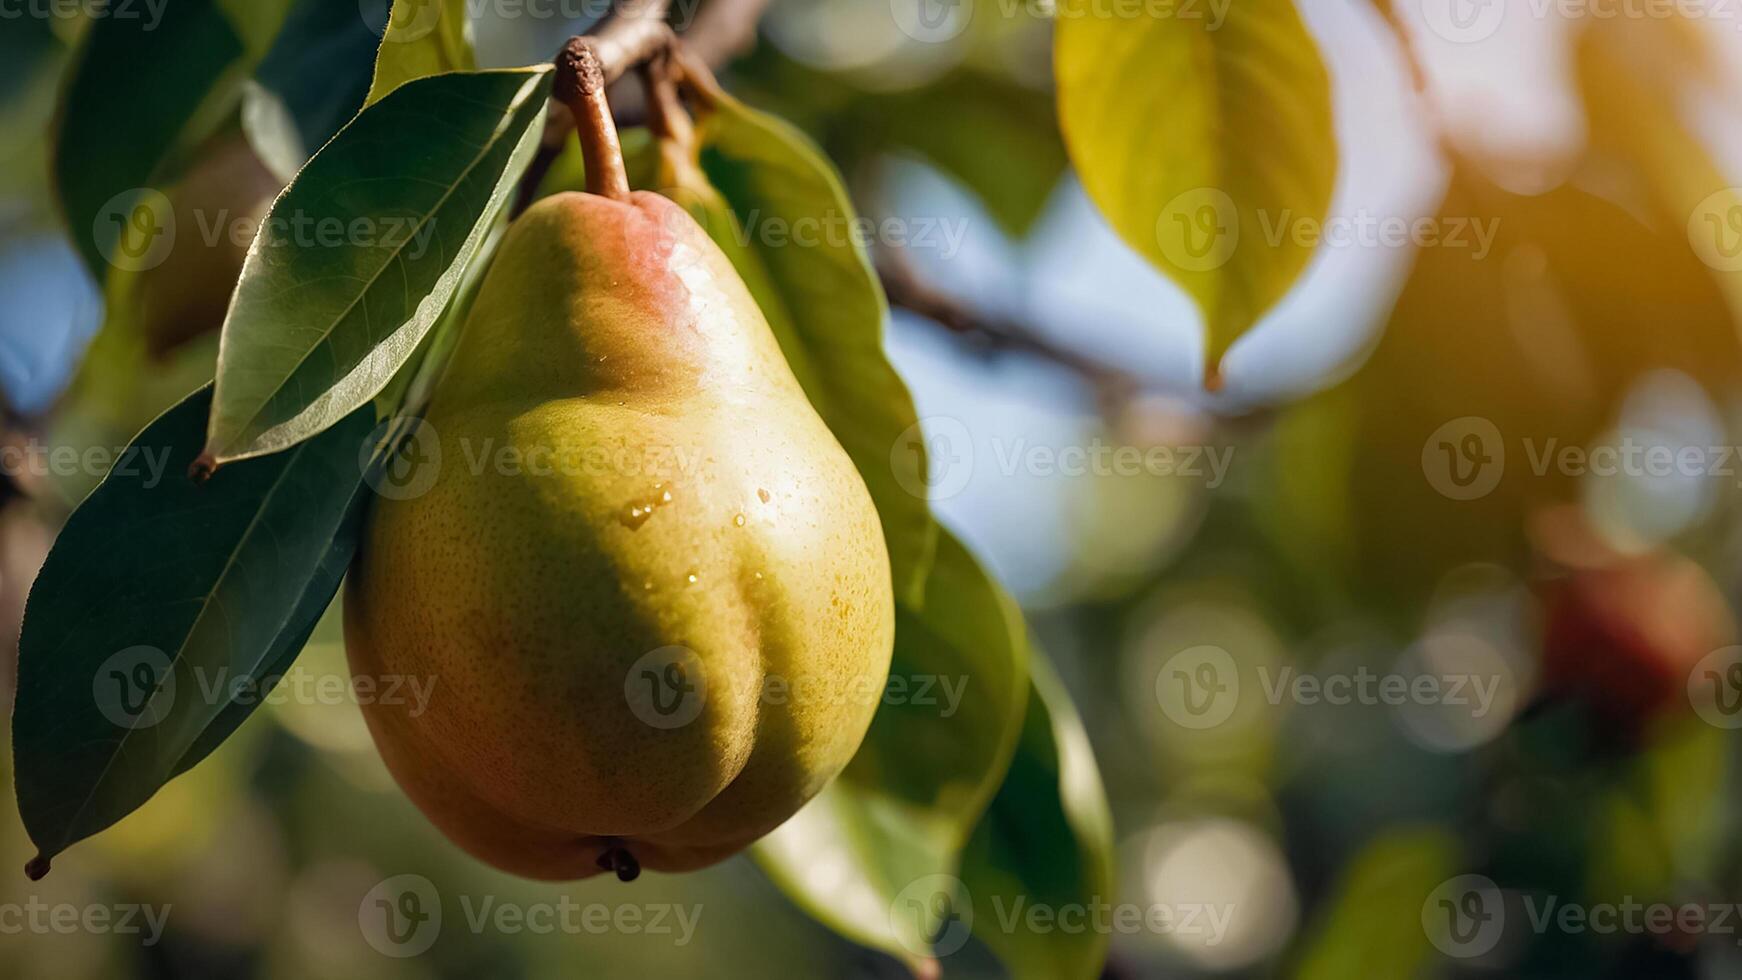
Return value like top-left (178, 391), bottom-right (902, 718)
top-left (365, 0), bottom-right (475, 106)
top-left (1055, 0), bottom-right (1336, 381)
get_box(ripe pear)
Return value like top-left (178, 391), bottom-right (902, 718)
top-left (345, 190), bottom-right (895, 880)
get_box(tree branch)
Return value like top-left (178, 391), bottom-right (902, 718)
top-left (876, 249), bottom-right (1142, 406)
top-left (679, 0), bottom-right (773, 68)
top-left (592, 0), bottom-right (677, 86)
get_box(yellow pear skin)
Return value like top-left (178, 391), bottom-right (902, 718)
top-left (345, 190), bottom-right (895, 880)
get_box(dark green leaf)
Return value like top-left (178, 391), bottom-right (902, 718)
top-left (12, 385), bottom-right (377, 869)
top-left (54, 0), bottom-right (294, 279)
top-left (203, 68), bottom-right (550, 463)
top-left (255, 0), bottom-right (383, 152)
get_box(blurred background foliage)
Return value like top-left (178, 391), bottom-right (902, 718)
top-left (7, 0), bottom-right (1742, 977)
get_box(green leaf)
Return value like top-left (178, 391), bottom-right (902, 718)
top-left (959, 657), bottom-right (1116, 980)
top-left (697, 92), bottom-right (937, 606)
top-left (1055, 0), bottom-right (1337, 379)
top-left (204, 68), bottom-right (550, 464)
top-left (53, 0), bottom-right (294, 279)
top-left (254, 0), bottom-right (384, 153)
top-left (756, 531), bottom-right (1031, 969)
top-left (365, 0), bottom-right (477, 106)
top-left (12, 385), bottom-right (377, 870)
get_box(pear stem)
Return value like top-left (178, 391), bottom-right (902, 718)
top-left (557, 38), bottom-right (632, 203)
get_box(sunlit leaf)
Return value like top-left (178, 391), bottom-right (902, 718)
top-left (365, 0), bottom-right (477, 106)
top-left (757, 531), bottom-right (1030, 969)
top-left (240, 79), bottom-right (307, 184)
top-left (697, 92), bottom-right (937, 605)
top-left (13, 386), bottom-right (377, 870)
top-left (1055, 0), bottom-right (1337, 379)
top-left (204, 68), bottom-right (550, 464)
